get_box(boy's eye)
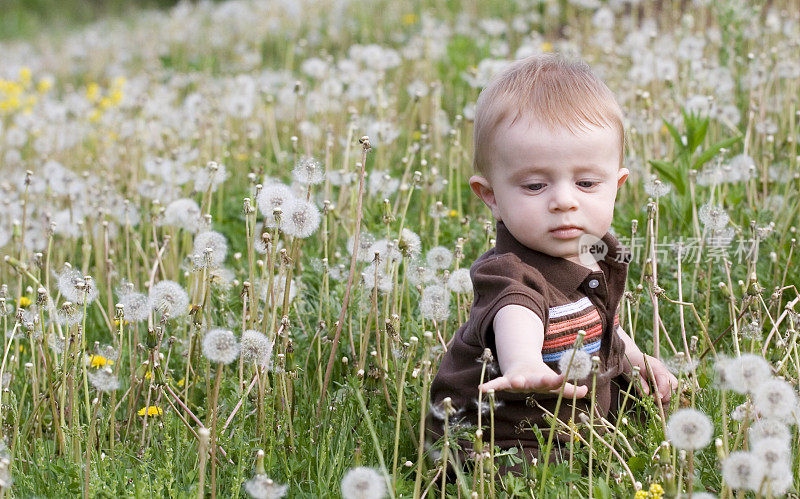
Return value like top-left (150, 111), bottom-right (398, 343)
top-left (525, 183), bottom-right (545, 191)
top-left (577, 181), bottom-right (598, 188)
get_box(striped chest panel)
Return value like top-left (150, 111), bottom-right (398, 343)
top-left (541, 297), bottom-right (618, 363)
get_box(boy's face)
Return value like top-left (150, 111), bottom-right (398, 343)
top-left (470, 118), bottom-right (628, 268)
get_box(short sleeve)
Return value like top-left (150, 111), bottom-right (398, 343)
top-left (465, 254), bottom-right (548, 349)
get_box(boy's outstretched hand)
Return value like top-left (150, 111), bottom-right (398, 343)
top-left (478, 362), bottom-right (588, 398)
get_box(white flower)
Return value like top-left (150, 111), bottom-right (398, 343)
top-left (751, 437), bottom-right (791, 474)
top-left (362, 263), bottom-right (394, 294)
top-left (420, 284), bottom-right (450, 322)
top-left (698, 203), bottom-right (730, 230)
top-left (426, 246), bottom-right (453, 270)
top-left (725, 354), bottom-right (772, 394)
top-left (240, 330), bottom-right (273, 368)
top-left (193, 230), bottom-right (228, 267)
top-left (748, 418), bottom-right (791, 446)
top-left (644, 178), bottom-right (671, 199)
top-left (558, 348), bottom-right (592, 381)
top-left (397, 228), bottom-right (422, 258)
top-left (753, 378), bottom-right (798, 421)
top-left (202, 328), bottom-right (240, 364)
top-left (118, 292), bottom-right (152, 322)
top-left (162, 198), bottom-right (203, 232)
top-left (666, 408), bottom-right (713, 450)
top-left (368, 239), bottom-right (401, 264)
top-left (722, 451), bottom-right (765, 491)
top-left (406, 261), bottom-right (435, 287)
top-left (280, 198), bottom-right (321, 239)
top-left (292, 156), bottom-right (325, 185)
top-left (88, 367), bottom-right (120, 392)
top-left (257, 183), bottom-right (296, 228)
top-left (340, 466), bottom-right (386, 499)
top-left (149, 280), bottom-right (190, 319)
top-left (194, 161), bottom-right (228, 193)
top-left (347, 232), bottom-right (376, 262)
top-left (447, 268), bottom-right (472, 294)
top-left (243, 474), bottom-right (288, 499)
top-left (57, 267), bottom-right (98, 305)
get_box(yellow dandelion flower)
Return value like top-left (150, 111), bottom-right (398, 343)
top-left (448, 209), bottom-right (458, 218)
top-left (112, 76), bottom-right (126, 88)
top-left (90, 355), bottom-right (114, 368)
top-left (235, 152), bottom-right (248, 161)
top-left (19, 67), bottom-right (32, 86)
top-left (89, 109), bottom-right (102, 123)
top-left (144, 370), bottom-right (152, 380)
top-left (541, 42), bottom-right (553, 52)
top-left (412, 131), bottom-right (422, 140)
top-left (99, 96), bottom-right (112, 109)
top-left (648, 483), bottom-right (664, 498)
top-left (137, 406), bottom-right (163, 417)
top-left (110, 89), bottom-right (123, 105)
top-left (18, 296), bottom-right (32, 308)
top-left (177, 378), bottom-right (185, 387)
top-left (633, 491), bottom-right (649, 499)
top-left (86, 82), bottom-right (100, 102)
top-left (402, 13), bottom-right (418, 25)
top-left (37, 78), bottom-right (52, 93)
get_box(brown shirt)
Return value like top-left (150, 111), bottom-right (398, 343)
top-left (428, 220), bottom-right (631, 451)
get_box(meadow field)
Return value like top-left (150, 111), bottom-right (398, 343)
top-left (0, 0), bottom-right (798, 496)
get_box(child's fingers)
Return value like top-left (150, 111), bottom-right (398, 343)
top-left (479, 376), bottom-right (513, 393)
top-left (655, 372), bottom-right (677, 402)
top-left (554, 383), bottom-right (588, 398)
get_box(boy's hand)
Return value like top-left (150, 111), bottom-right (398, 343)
top-left (479, 362), bottom-right (588, 398)
top-left (627, 354), bottom-right (677, 404)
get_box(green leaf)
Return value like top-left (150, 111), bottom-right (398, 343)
top-left (649, 159), bottom-right (686, 195)
top-left (593, 477), bottom-right (612, 499)
top-left (690, 116), bottom-right (710, 152)
top-left (627, 454), bottom-right (648, 474)
top-left (692, 135), bottom-right (743, 170)
top-left (662, 118), bottom-right (683, 149)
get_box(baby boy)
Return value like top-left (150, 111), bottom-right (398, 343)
top-left (427, 54), bottom-right (677, 473)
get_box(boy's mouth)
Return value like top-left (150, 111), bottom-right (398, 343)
top-left (549, 225), bottom-right (583, 239)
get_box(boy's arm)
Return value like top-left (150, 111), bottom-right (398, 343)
top-left (478, 304), bottom-right (588, 398)
top-left (616, 325), bottom-right (678, 403)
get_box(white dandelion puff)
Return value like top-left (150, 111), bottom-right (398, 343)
top-left (397, 228), bottom-right (422, 258)
top-left (202, 328), bottom-right (240, 365)
top-left (644, 178), bottom-right (672, 199)
top-left (753, 378), bottom-right (798, 421)
top-left (162, 198), bottom-right (203, 233)
top-left (194, 161), bottom-right (229, 193)
top-left (256, 183), bottom-right (296, 227)
top-left (666, 408), bottom-right (714, 450)
top-left (558, 348), bottom-right (592, 381)
top-left (698, 203), bottom-right (730, 230)
top-left (240, 329), bottom-right (273, 369)
top-left (722, 451), bottom-right (765, 491)
top-left (749, 418), bottom-right (791, 446)
top-left (55, 302), bottom-right (83, 326)
top-left (368, 239), bottom-right (401, 264)
top-left (292, 156), bottom-right (325, 185)
top-left (118, 292), bottom-right (152, 322)
top-left (362, 263), bottom-right (394, 294)
top-left (426, 246), bottom-right (453, 270)
top-left (149, 280), bottom-right (190, 319)
top-left (726, 354), bottom-right (772, 394)
top-left (56, 267), bottom-right (98, 305)
top-left (347, 232), bottom-right (376, 262)
top-left (244, 474), bottom-right (288, 499)
top-left (280, 197), bottom-right (321, 239)
top-left (446, 268), bottom-right (472, 294)
top-left (340, 466), bottom-right (386, 499)
top-left (420, 284), bottom-right (451, 322)
top-left (193, 231), bottom-right (228, 267)
top-left (751, 437), bottom-right (791, 474)
top-left (88, 367), bottom-right (120, 392)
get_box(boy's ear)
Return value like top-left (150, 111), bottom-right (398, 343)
top-left (616, 168), bottom-right (629, 189)
top-left (469, 175), bottom-right (502, 221)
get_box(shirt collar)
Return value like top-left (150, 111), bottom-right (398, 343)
top-left (494, 220), bottom-right (631, 294)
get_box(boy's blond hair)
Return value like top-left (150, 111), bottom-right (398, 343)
top-left (473, 53), bottom-right (625, 177)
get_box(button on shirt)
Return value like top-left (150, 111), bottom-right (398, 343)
top-left (428, 221), bottom-right (631, 450)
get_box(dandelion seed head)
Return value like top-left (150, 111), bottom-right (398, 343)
top-left (644, 178), bottom-right (671, 199)
top-left (55, 301), bottom-right (83, 326)
top-left (88, 367), bottom-right (120, 392)
top-left (698, 203), bottom-right (730, 230)
top-left (292, 156), bottom-right (325, 185)
top-left (397, 228), bottom-right (422, 257)
top-left (726, 354), bottom-right (772, 394)
top-left (666, 408), bottom-right (713, 450)
top-left (162, 198), bottom-right (203, 232)
top-left (665, 352), bottom-right (698, 375)
top-left (118, 292), bottom-right (152, 322)
top-left (194, 161), bottom-right (228, 193)
top-left (753, 378), bottom-right (798, 421)
top-left (193, 230), bottom-right (228, 267)
top-left (149, 280), bottom-right (190, 319)
top-left (280, 197), bottom-right (321, 238)
top-left (340, 466), bottom-right (386, 499)
top-left (362, 263), bottom-right (394, 294)
top-left (722, 451), bottom-right (765, 491)
top-left (202, 328), bottom-right (240, 364)
top-left (244, 474), bottom-right (288, 499)
top-left (426, 246), bottom-right (453, 270)
top-left (256, 183), bottom-right (296, 227)
top-left (57, 267), bottom-right (98, 305)
top-left (447, 268), bottom-right (472, 294)
top-left (406, 261), bottom-right (435, 287)
top-left (558, 348), bottom-right (592, 381)
top-left (420, 284), bottom-right (450, 322)
top-left (348, 232), bottom-right (376, 262)
top-left (751, 437), bottom-right (791, 472)
top-left (240, 329), bottom-right (273, 368)
top-left (748, 418), bottom-right (791, 446)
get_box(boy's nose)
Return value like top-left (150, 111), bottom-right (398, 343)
top-left (548, 184), bottom-right (579, 212)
